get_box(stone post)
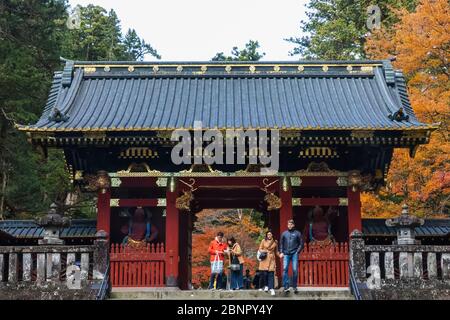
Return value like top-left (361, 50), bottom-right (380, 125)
top-left (350, 230), bottom-right (366, 282)
top-left (385, 252), bottom-right (395, 280)
top-left (427, 253), bottom-right (437, 279)
top-left (0, 254), bottom-right (3, 282)
top-left (8, 253), bottom-right (18, 283)
top-left (93, 230), bottom-right (109, 280)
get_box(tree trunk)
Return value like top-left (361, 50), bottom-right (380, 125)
top-left (0, 160), bottom-right (7, 220)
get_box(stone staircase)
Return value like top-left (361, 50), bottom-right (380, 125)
top-left (110, 287), bottom-right (354, 300)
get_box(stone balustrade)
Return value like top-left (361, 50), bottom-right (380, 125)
top-left (0, 236), bottom-right (108, 300)
top-left (350, 231), bottom-right (450, 300)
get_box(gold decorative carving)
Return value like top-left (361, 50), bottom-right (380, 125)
top-left (299, 147), bottom-right (338, 158)
top-left (119, 147), bottom-right (159, 159)
top-left (361, 66), bottom-right (374, 72)
top-left (176, 65), bottom-right (183, 72)
top-left (402, 131), bottom-right (426, 139)
top-left (297, 66), bottom-right (304, 72)
top-left (346, 65), bottom-right (353, 72)
top-left (293, 162), bottom-right (342, 176)
top-left (281, 131), bottom-right (301, 139)
top-left (282, 176), bottom-right (290, 192)
top-left (111, 177), bottom-right (122, 187)
top-left (265, 192), bottom-right (282, 211)
top-left (83, 131), bottom-right (107, 140)
top-left (128, 66), bottom-right (135, 72)
top-left (176, 190), bottom-right (194, 211)
top-left (117, 163), bottom-right (162, 175)
top-left (348, 170), bottom-right (362, 192)
top-left (200, 65), bottom-right (208, 72)
top-left (180, 164), bottom-right (222, 174)
top-left (74, 170), bottom-right (84, 181)
top-left (225, 65), bottom-right (232, 73)
top-left (273, 65), bottom-right (281, 72)
top-left (249, 65), bottom-right (256, 73)
top-left (292, 198), bottom-right (302, 206)
top-left (169, 176), bottom-right (176, 192)
top-left (336, 177), bottom-right (348, 187)
top-left (156, 178), bottom-right (168, 187)
top-left (84, 67), bottom-right (96, 73)
top-left (104, 66), bottom-right (110, 72)
top-left (156, 131), bottom-right (173, 139)
top-left (351, 130), bottom-right (374, 139)
top-left (322, 66), bottom-right (329, 72)
top-left (110, 199), bottom-right (119, 207)
top-left (339, 198), bottom-right (349, 206)
top-left (157, 198), bottom-right (167, 207)
top-left (290, 177), bottom-right (302, 187)
top-left (153, 66), bottom-right (159, 72)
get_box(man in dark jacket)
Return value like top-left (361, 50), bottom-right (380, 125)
top-left (279, 219), bottom-right (304, 293)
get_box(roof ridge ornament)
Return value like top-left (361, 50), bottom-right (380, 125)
top-left (388, 107), bottom-right (409, 122)
top-left (48, 107), bottom-right (69, 122)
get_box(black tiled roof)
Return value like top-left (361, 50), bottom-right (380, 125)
top-left (18, 60), bottom-right (434, 132)
top-left (1, 218), bottom-right (449, 239)
top-left (0, 219), bottom-right (97, 239)
top-left (362, 218), bottom-right (450, 237)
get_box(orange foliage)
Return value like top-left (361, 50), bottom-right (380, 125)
top-left (363, 0), bottom-right (450, 218)
top-left (191, 209), bottom-right (263, 288)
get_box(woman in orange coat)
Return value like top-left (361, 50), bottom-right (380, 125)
top-left (207, 231), bottom-right (228, 290)
top-left (258, 230), bottom-right (280, 296)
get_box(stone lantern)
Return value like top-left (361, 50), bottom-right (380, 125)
top-left (36, 203), bottom-right (71, 245)
top-left (386, 204), bottom-right (424, 245)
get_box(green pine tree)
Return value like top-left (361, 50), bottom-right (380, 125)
top-left (285, 0), bottom-right (418, 59)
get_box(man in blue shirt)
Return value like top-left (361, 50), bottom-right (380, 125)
top-left (279, 219), bottom-right (304, 293)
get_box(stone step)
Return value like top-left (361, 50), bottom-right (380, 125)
top-left (110, 288), bottom-right (355, 300)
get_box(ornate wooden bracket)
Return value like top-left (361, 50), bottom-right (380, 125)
top-left (264, 192), bottom-right (282, 211)
top-left (84, 170), bottom-right (111, 193)
top-left (176, 178), bottom-right (197, 212)
top-left (176, 190), bottom-right (195, 211)
top-left (260, 178), bottom-right (282, 211)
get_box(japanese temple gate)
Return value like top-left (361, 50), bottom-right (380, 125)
top-left (99, 171), bottom-right (357, 288)
top-left (18, 60), bottom-right (436, 289)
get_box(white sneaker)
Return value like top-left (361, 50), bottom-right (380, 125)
top-left (270, 289), bottom-right (276, 296)
top-left (263, 286), bottom-right (269, 292)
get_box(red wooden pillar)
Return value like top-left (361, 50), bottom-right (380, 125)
top-left (347, 187), bottom-right (362, 235)
top-left (165, 182), bottom-right (179, 287)
top-left (96, 189), bottom-right (111, 237)
top-left (279, 179), bottom-right (293, 243)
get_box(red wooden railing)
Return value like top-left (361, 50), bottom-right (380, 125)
top-left (110, 243), bottom-right (166, 287)
top-left (298, 242), bottom-right (349, 287)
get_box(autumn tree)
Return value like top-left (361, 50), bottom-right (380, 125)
top-left (363, 0), bottom-right (450, 217)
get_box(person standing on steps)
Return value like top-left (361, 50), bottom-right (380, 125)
top-left (208, 231), bottom-right (228, 290)
top-left (258, 230), bottom-right (281, 296)
top-left (279, 220), bottom-right (304, 294)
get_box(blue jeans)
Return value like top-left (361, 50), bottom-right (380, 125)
top-left (262, 271), bottom-right (275, 290)
top-left (230, 264), bottom-right (243, 289)
top-left (283, 252), bottom-right (299, 289)
top-left (209, 272), bottom-right (223, 289)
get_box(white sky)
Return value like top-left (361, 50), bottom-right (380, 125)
top-left (68, 0), bottom-right (309, 61)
